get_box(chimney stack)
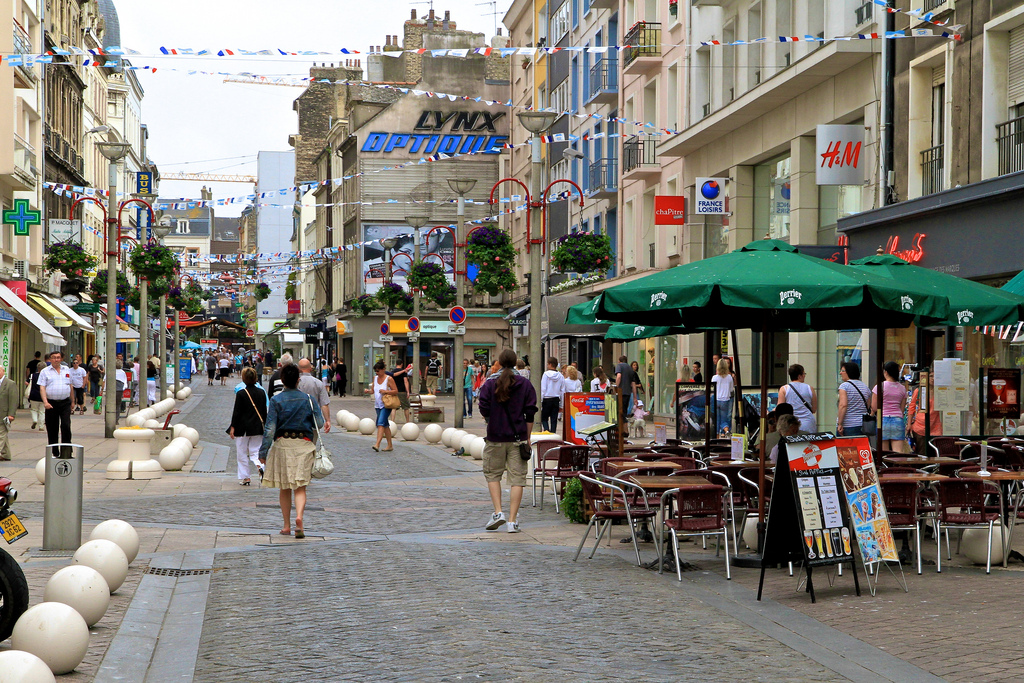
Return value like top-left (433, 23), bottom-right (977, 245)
top-left (443, 10), bottom-right (450, 29)
top-left (392, 35), bottom-right (398, 46)
top-left (428, 8), bottom-right (435, 27)
top-left (410, 9), bottom-right (416, 20)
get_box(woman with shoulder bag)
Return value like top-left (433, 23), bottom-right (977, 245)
top-left (259, 364), bottom-right (317, 538)
top-left (837, 361), bottom-right (872, 437)
top-left (477, 349), bottom-right (538, 534)
top-left (778, 363), bottom-right (818, 433)
top-left (372, 361), bottom-right (399, 452)
top-left (229, 367), bottom-right (268, 486)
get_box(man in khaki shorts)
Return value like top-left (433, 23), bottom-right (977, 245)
top-left (476, 349), bottom-right (538, 533)
top-left (425, 353), bottom-right (442, 394)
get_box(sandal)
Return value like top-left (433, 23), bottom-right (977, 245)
top-left (279, 529), bottom-right (291, 536)
top-left (372, 445), bottom-right (379, 452)
top-left (240, 479), bottom-right (251, 486)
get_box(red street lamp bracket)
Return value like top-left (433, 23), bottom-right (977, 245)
top-left (488, 178), bottom-right (532, 252)
top-left (541, 179), bottom-right (584, 256)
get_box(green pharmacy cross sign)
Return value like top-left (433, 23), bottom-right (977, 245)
top-left (2, 199), bottom-right (41, 237)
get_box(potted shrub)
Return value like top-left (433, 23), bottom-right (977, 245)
top-left (465, 227), bottom-right (517, 297)
top-left (44, 241), bottom-right (98, 280)
top-left (550, 232), bottom-right (614, 274)
top-left (408, 261), bottom-right (456, 308)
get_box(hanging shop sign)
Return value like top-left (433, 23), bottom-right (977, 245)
top-left (694, 178), bottom-right (727, 215)
top-left (654, 196), bottom-right (687, 225)
top-left (816, 125), bottom-right (865, 185)
top-left (987, 368), bottom-right (1021, 420)
top-left (361, 110), bottom-right (508, 156)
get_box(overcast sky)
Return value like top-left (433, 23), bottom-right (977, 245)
top-left (117, 0), bottom-right (512, 216)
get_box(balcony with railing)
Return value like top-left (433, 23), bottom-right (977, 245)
top-left (997, 116), bottom-right (1024, 176)
top-left (3, 134), bottom-right (37, 191)
top-left (11, 24), bottom-right (37, 88)
top-left (920, 144), bottom-right (943, 196)
top-left (588, 159), bottom-right (617, 199)
top-left (623, 22), bottom-right (661, 74)
top-left (586, 58), bottom-right (618, 105)
top-left (622, 135), bottom-right (659, 178)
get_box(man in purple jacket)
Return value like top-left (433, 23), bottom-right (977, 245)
top-left (477, 349), bottom-right (538, 534)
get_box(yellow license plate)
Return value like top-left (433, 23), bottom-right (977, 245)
top-left (0, 512), bottom-right (27, 544)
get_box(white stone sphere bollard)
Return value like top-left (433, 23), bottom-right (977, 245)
top-left (358, 418), bottom-right (376, 435)
top-left (171, 423), bottom-right (188, 439)
top-left (72, 539), bottom-right (129, 593)
top-left (126, 412), bottom-right (146, 427)
top-left (181, 427), bottom-right (200, 447)
top-left (336, 410), bottom-right (347, 426)
top-left (741, 516), bottom-right (759, 550)
top-left (459, 432), bottom-right (477, 454)
top-left (424, 423), bottom-right (443, 443)
top-left (158, 438), bottom-right (192, 471)
top-left (469, 436), bottom-right (486, 460)
top-left (143, 419), bottom-right (162, 430)
top-left (88, 520), bottom-right (140, 563)
top-left (10, 603), bottom-right (89, 675)
top-left (388, 420), bottom-right (398, 434)
top-left (43, 566), bottom-right (110, 627)
top-left (343, 413), bottom-right (361, 432)
top-left (441, 427), bottom-right (456, 447)
top-left (35, 457), bottom-right (46, 484)
top-left (448, 430), bottom-right (465, 450)
top-left (175, 389), bottom-right (188, 400)
top-left (0, 650), bottom-right (57, 683)
top-left (961, 524), bottom-right (1008, 566)
top-left (400, 422), bottom-right (420, 441)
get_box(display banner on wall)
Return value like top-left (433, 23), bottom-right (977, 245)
top-left (654, 196), bottom-right (687, 225)
top-left (987, 368), bottom-right (1021, 419)
top-left (363, 225), bottom-right (454, 295)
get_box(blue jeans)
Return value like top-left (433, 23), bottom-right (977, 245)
top-left (842, 425), bottom-right (864, 436)
top-left (463, 387), bottom-right (474, 417)
top-left (375, 407), bottom-right (392, 427)
top-left (714, 398), bottom-right (732, 435)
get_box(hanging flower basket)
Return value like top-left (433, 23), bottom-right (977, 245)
top-left (253, 283), bottom-right (271, 302)
top-left (351, 294), bottom-right (377, 317)
top-left (128, 243), bottom-right (178, 282)
top-left (44, 241), bottom-right (98, 279)
top-left (89, 270), bottom-right (130, 302)
top-left (408, 261), bottom-right (456, 308)
top-left (550, 232), bottom-right (614, 274)
top-left (396, 291), bottom-right (415, 315)
top-left (376, 282), bottom-right (409, 312)
top-left (168, 283), bottom-right (204, 315)
top-left (466, 227), bottom-right (517, 297)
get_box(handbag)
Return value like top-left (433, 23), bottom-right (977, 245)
top-left (847, 382), bottom-right (877, 436)
top-left (383, 393), bottom-right (401, 410)
top-left (499, 399), bottom-right (532, 460)
top-left (306, 396), bottom-right (334, 478)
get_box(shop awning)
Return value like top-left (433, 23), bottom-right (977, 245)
top-left (28, 294), bottom-right (73, 328)
top-left (36, 294), bottom-right (95, 332)
top-left (116, 325), bottom-right (140, 340)
top-left (544, 294), bottom-right (608, 340)
top-left (0, 285), bottom-right (65, 346)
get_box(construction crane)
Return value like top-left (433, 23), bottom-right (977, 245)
top-left (222, 75), bottom-right (305, 88)
top-left (160, 172), bottom-right (257, 183)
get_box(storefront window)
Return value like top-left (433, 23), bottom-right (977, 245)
top-left (754, 155), bottom-right (791, 241)
top-left (658, 336), bottom-right (679, 413)
top-left (818, 184), bottom-right (863, 229)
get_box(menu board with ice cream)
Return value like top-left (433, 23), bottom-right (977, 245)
top-left (833, 437), bottom-right (899, 564)
top-left (783, 435), bottom-right (855, 568)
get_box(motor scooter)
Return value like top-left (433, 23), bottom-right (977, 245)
top-left (0, 476), bottom-right (29, 641)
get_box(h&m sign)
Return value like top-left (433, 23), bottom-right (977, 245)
top-left (816, 125), bottom-right (865, 186)
top-left (361, 110), bottom-right (508, 155)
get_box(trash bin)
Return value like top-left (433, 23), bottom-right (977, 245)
top-left (43, 443), bottom-right (85, 551)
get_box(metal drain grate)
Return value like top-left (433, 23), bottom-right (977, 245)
top-left (145, 567), bottom-right (214, 577)
top-left (28, 549), bottom-right (77, 557)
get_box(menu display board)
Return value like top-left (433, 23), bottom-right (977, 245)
top-left (564, 393), bottom-right (607, 445)
top-left (783, 436), bottom-right (854, 567)
top-left (934, 359), bottom-right (971, 412)
top-left (987, 368), bottom-right (1021, 420)
top-left (833, 436), bottom-right (899, 564)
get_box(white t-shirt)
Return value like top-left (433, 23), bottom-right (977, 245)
top-left (712, 373), bottom-right (734, 401)
top-left (218, 358), bottom-right (230, 369)
top-left (68, 366), bottom-right (87, 388)
top-left (115, 369), bottom-right (128, 388)
top-left (565, 378), bottom-right (583, 393)
top-left (590, 378), bottom-right (610, 392)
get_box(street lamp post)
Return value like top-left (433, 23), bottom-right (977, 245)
top-left (405, 213), bottom-right (429, 395)
top-left (151, 219), bottom-right (173, 399)
top-left (446, 178), bottom-right (477, 428)
top-left (95, 139), bottom-right (132, 438)
top-left (515, 111), bottom-right (557, 404)
top-left (380, 237), bottom-right (398, 370)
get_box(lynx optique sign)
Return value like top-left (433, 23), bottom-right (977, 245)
top-left (361, 110), bottom-right (508, 156)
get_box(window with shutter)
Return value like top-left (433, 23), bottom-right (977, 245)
top-left (1008, 27), bottom-right (1024, 110)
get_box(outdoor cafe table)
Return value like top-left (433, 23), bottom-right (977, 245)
top-left (604, 460), bottom-right (684, 476)
top-left (959, 470), bottom-right (1024, 567)
top-left (878, 472), bottom-right (950, 482)
top-left (883, 456), bottom-right (962, 468)
top-left (627, 475), bottom-right (713, 491)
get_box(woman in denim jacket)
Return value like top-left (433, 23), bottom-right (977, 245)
top-left (259, 364), bottom-right (318, 538)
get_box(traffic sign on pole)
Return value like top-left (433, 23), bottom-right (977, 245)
top-left (407, 316), bottom-right (420, 332)
top-left (449, 306), bottom-right (467, 325)
top-left (380, 322), bottom-right (390, 336)
top-left (246, 329), bottom-right (255, 338)
top-left (379, 335), bottom-right (394, 342)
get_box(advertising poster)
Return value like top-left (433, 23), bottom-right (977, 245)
top-left (987, 368), bottom-right (1021, 420)
top-left (565, 392), bottom-right (606, 445)
top-left (784, 435), bottom-right (853, 567)
top-left (362, 224), bottom-right (454, 295)
top-left (834, 437), bottom-right (898, 564)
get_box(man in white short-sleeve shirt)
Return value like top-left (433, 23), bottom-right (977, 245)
top-left (38, 351), bottom-right (73, 456)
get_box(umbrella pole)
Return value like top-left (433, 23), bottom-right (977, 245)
top-left (731, 329), bottom-right (744, 437)
top-left (757, 322), bottom-right (769, 552)
top-left (876, 328), bottom-right (885, 456)
top-left (704, 331), bottom-right (714, 461)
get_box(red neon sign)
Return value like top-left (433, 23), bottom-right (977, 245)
top-left (885, 233), bottom-right (926, 264)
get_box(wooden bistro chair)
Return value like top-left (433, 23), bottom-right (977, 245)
top-left (659, 483), bottom-right (731, 580)
top-left (574, 474), bottom-right (657, 567)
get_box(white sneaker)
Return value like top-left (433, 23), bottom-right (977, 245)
top-left (485, 512), bottom-right (507, 531)
top-left (507, 520), bottom-right (521, 533)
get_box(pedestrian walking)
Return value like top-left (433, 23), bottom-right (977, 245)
top-left (614, 355), bottom-right (636, 422)
top-left (515, 358), bottom-right (529, 380)
top-left (268, 353), bottom-right (292, 397)
top-left (908, 371), bottom-right (939, 454)
top-left (38, 351), bottom-right (73, 457)
top-left (837, 361), bottom-right (871, 437)
top-left (630, 360), bottom-right (645, 400)
top-left (205, 352), bottom-right (216, 386)
top-left (591, 366), bottom-right (609, 392)
top-left (711, 358), bottom-right (735, 435)
top-left (25, 351), bottom-right (41, 382)
top-left (564, 365), bottom-right (583, 393)
top-left (229, 367), bottom-right (268, 486)
top-left (259, 364), bottom-right (317, 538)
top-left (26, 368), bottom-right (43, 431)
top-left (425, 353), bottom-right (441, 395)
top-left (86, 355), bottom-right (104, 402)
top-left (462, 358), bottom-right (476, 419)
top-left (478, 348), bottom-right (537, 533)
top-left (68, 357), bottom-right (87, 415)
top-left (218, 354), bottom-right (231, 386)
top-left (778, 364), bottom-right (817, 433)
top-left (371, 361), bottom-right (398, 452)
top-left (319, 360), bottom-right (331, 393)
top-left (0, 365), bottom-right (21, 461)
top-left (146, 361), bottom-right (158, 404)
top-left (540, 357), bottom-right (565, 433)
top-left (336, 359), bottom-right (347, 397)
top-left (392, 363), bottom-right (412, 423)
top-left (296, 359), bottom-right (331, 432)
top-left (691, 361), bottom-right (703, 384)
top-left (872, 361), bottom-right (908, 453)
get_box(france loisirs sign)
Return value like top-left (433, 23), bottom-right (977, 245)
top-left (816, 125), bottom-right (865, 185)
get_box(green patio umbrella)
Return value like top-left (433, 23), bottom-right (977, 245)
top-left (1002, 269), bottom-right (1024, 299)
top-left (604, 323), bottom-right (689, 342)
top-left (564, 295), bottom-right (606, 326)
top-left (851, 253), bottom-right (1024, 326)
top-left (594, 240), bottom-right (951, 330)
